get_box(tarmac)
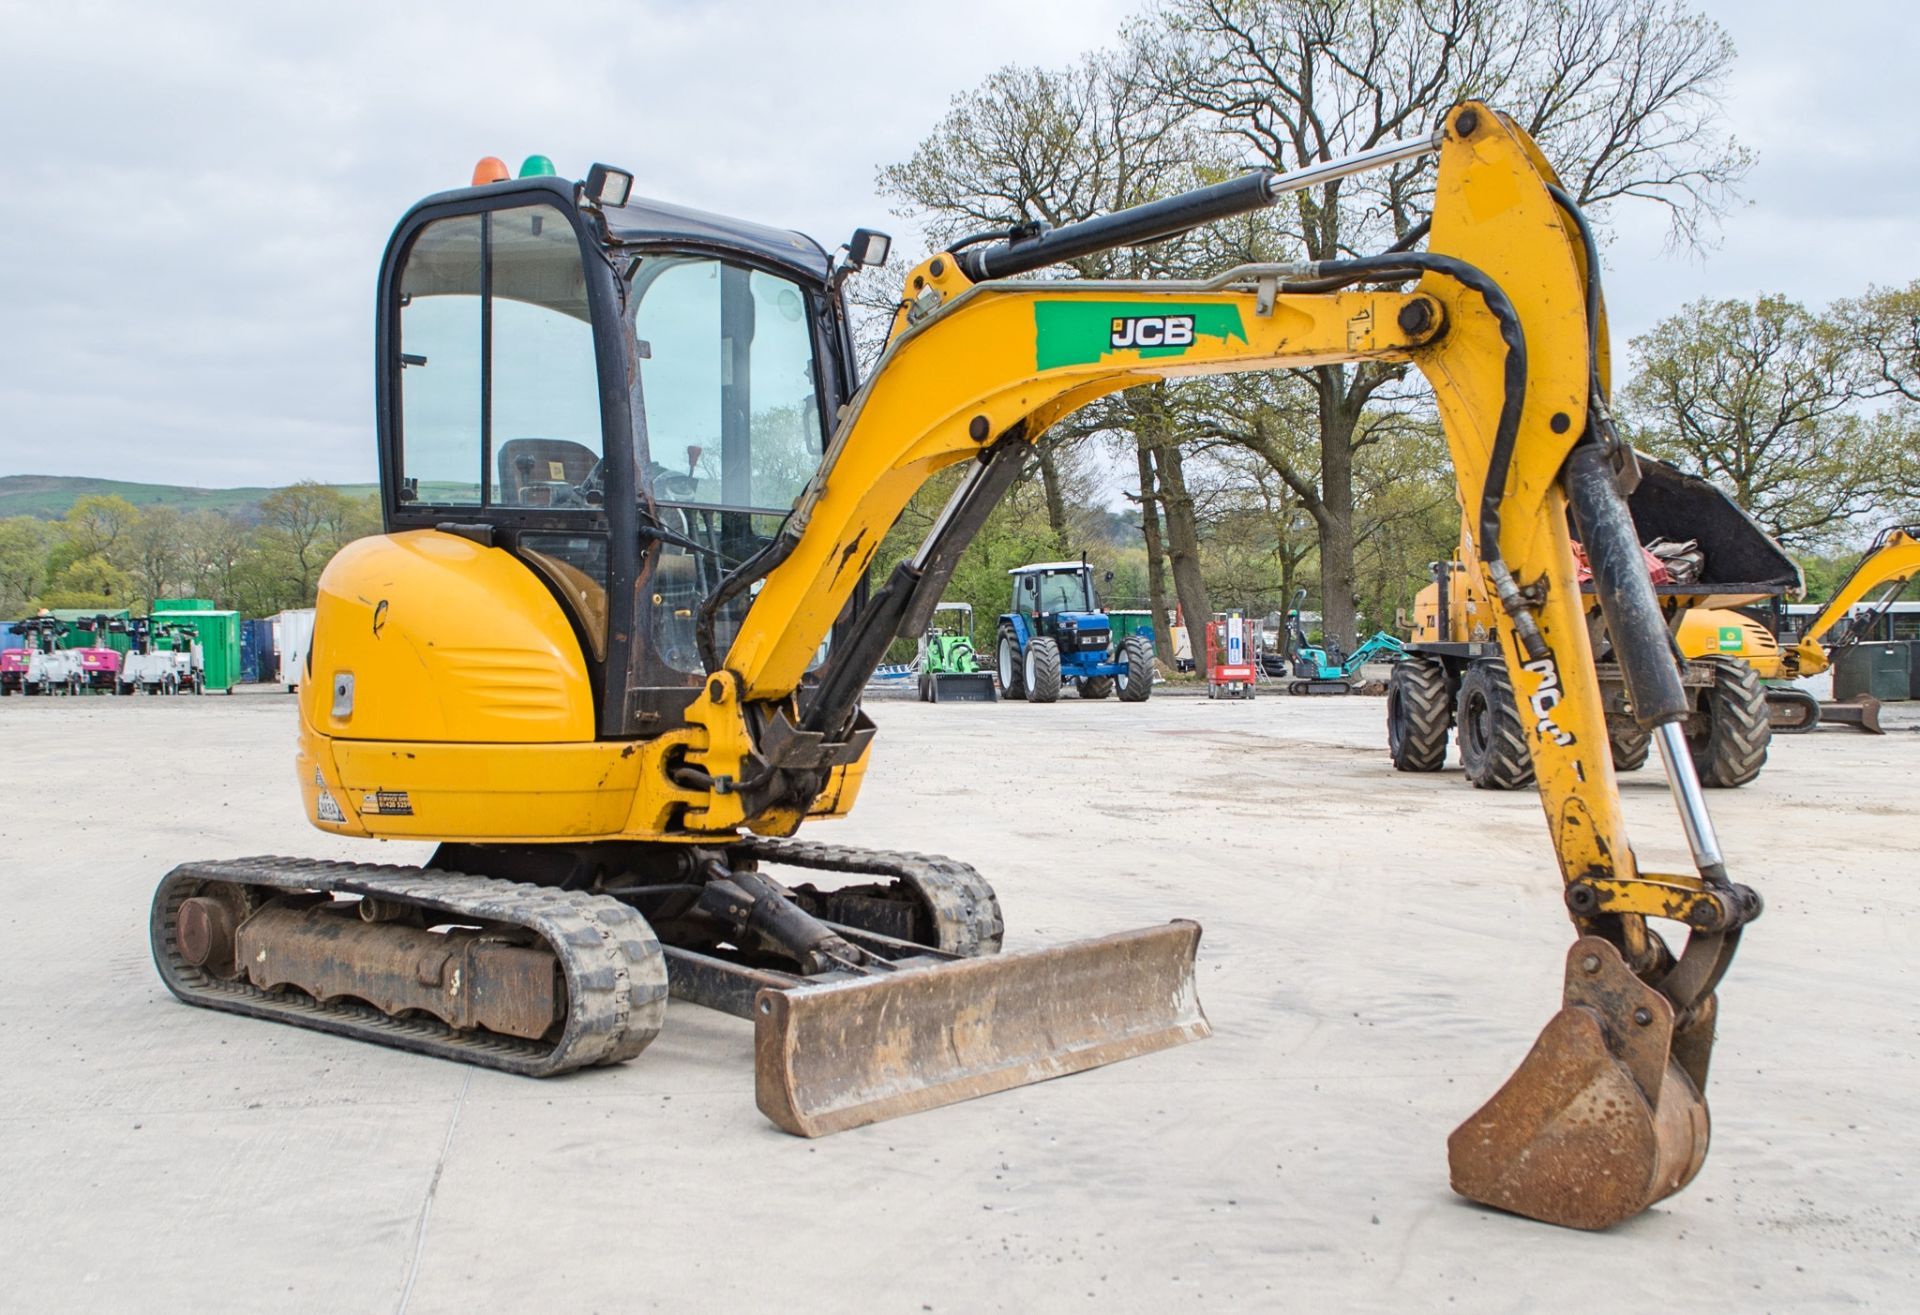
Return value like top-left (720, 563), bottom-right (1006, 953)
top-left (1, 685), bottom-right (1915, 1312)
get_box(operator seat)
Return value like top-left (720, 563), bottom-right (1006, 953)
top-left (497, 437), bottom-right (599, 506)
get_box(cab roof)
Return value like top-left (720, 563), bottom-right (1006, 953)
top-left (604, 193), bottom-right (831, 283)
top-left (407, 176), bottom-right (833, 285)
top-left (1008, 562), bottom-right (1090, 574)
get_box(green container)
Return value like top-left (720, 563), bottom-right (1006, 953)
top-left (156, 598), bottom-right (216, 612)
top-left (50, 608), bottom-right (133, 654)
top-left (151, 608), bottom-right (242, 691)
top-left (1833, 642), bottom-right (1909, 703)
top-left (1106, 610), bottom-right (1158, 647)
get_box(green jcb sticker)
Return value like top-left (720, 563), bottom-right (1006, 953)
top-left (1718, 626), bottom-right (1743, 652)
top-left (1034, 301), bottom-right (1248, 370)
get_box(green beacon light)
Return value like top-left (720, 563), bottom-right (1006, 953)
top-left (519, 154), bottom-right (557, 179)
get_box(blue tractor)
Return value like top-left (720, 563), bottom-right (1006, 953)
top-left (995, 561), bottom-right (1155, 703)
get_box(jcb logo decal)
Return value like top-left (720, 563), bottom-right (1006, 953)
top-left (1110, 315), bottom-right (1196, 349)
top-left (1521, 655), bottom-right (1578, 747)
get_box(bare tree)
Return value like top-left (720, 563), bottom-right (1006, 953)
top-left (879, 50), bottom-right (1224, 660)
top-left (1131, 0), bottom-right (1751, 642)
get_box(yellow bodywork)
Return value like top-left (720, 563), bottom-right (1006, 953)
top-left (1677, 608), bottom-right (1783, 678)
top-left (304, 105), bottom-right (1657, 914)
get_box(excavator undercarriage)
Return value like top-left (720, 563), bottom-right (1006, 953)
top-left (155, 839), bottom-right (1206, 1133)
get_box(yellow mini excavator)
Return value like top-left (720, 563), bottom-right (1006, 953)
top-left (152, 106), bottom-right (1763, 1230)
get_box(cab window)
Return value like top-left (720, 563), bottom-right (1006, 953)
top-left (396, 203), bottom-right (604, 509)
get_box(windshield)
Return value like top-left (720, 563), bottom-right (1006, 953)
top-left (1033, 571), bottom-right (1091, 612)
top-left (629, 255), bottom-right (824, 513)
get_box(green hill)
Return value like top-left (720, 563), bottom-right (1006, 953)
top-left (0, 474), bottom-right (379, 520)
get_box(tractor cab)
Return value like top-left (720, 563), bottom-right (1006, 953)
top-left (369, 157), bottom-right (889, 737)
top-left (1006, 562), bottom-right (1111, 654)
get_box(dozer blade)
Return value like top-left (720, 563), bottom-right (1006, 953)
top-left (1821, 695), bottom-right (1884, 734)
top-left (930, 671), bottom-right (998, 703)
top-left (755, 920), bottom-right (1208, 1136)
top-left (1448, 937), bottom-right (1710, 1230)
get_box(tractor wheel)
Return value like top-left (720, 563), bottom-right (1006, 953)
top-left (1024, 638), bottom-right (1062, 704)
top-left (997, 630), bottom-right (1027, 701)
top-left (1079, 675), bottom-right (1114, 699)
top-left (918, 670), bottom-right (933, 702)
top-left (1608, 720), bottom-right (1651, 772)
top-left (1688, 657), bottom-right (1769, 788)
top-left (1457, 659), bottom-right (1534, 790)
top-left (1117, 634), bottom-right (1154, 702)
top-left (1387, 656), bottom-right (1451, 772)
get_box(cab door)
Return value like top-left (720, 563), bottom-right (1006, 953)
top-left (377, 185), bottom-right (638, 735)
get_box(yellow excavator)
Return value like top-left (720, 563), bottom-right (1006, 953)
top-left (150, 105), bottom-right (1762, 1230)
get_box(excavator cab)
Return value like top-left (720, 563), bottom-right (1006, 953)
top-left (377, 171), bottom-right (863, 735)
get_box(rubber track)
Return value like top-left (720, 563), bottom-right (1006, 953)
top-left (152, 857), bottom-right (669, 1076)
top-left (735, 835), bottom-right (1005, 957)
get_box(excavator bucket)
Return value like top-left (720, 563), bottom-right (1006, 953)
top-left (1448, 937), bottom-right (1711, 1230)
top-left (930, 671), bottom-right (998, 703)
top-left (754, 920), bottom-right (1208, 1136)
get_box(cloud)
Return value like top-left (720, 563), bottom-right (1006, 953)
top-left (0, 0), bottom-right (1911, 489)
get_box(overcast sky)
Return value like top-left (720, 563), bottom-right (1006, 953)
top-left (1, 0), bottom-right (1914, 493)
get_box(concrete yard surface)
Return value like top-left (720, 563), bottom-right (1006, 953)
top-left (1, 689), bottom-right (1915, 1312)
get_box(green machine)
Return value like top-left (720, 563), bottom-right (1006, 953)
top-left (917, 602), bottom-right (997, 703)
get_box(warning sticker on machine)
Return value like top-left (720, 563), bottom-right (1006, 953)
top-left (360, 791), bottom-right (414, 817)
top-left (315, 790), bottom-right (345, 823)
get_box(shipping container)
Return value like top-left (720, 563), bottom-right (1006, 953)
top-left (277, 609), bottom-right (316, 690)
top-left (242, 617), bottom-right (278, 685)
top-left (1833, 641), bottom-right (1910, 703)
top-left (151, 608), bottom-right (243, 692)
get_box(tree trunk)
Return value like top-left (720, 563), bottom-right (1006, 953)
top-left (1036, 444), bottom-right (1070, 553)
top-left (1134, 433), bottom-right (1175, 665)
top-left (1154, 439), bottom-right (1212, 670)
top-left (1313, 365), bottom-right (1362, 648)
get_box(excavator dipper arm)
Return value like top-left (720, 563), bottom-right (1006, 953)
top-left (652, 103), bottom-right (1762, 1229)
top-left (1787, 525), bottom-right (1920, 676)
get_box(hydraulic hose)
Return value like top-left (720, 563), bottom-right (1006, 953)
top-left (1276, 251), bottom-right (1547, 661)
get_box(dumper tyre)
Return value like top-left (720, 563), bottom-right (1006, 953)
top-left (1024, 638), bottom-right (1062, 703)
top-left (1458, 659), bottom-right (1534, 790)
top-left (1387, 656), bottom-right (1451, 772)
top-left (1608, 720), bottom-right (1651, 771)
top-left (1079, 675), bottom-right (1114, 699)
top-left (997, 629), bottom-right (1027, 701)
top-left (1117, 634), bottom-right (1154, 702)
top-left (1689, 656), bottom-right (1769, 787)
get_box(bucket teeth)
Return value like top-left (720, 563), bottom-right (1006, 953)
top-left (1448, 937), bottom-right (1711, 1230)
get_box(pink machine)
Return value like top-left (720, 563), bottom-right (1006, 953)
top-left (0, 648), bottom-right (27, 695)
